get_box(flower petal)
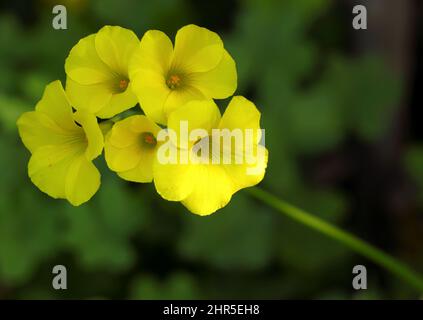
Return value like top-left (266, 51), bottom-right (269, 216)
top-left (65, 34), bottom-right (114, 85)
top-left (28, 145), bottom-right (82, 201)
top-left (17, 111), bottom-right (76, 154)
top-left (219, 96), bottom-right (262, 143)
top-left (163, 85), bottom-right (206, 117)
top-left (222, 144), bottom-right (268, 192)
top-left (181, 164), bottom-right (236, 216)
top-left (172, 24), bottom-right (224, 73)
top-left (167, 99), bottom-right (221, 148)
top-left (105, 134), bottom-right (143, 172)
top-left (17, 81), bottom-right (81, 153)
top-left (131, 70), bottom-right (171, 125)
top-left (65, 77), bottom-right (113, 114)
top-left (190, 50), bottom-right (237, 99)
top-left (105, 115), bottom-right (161, 173)
top-left (95, 83), bottom-right (138, 119)
top-left (107, 116), bottom-right (139, 148)
top-left (153, 154), bottom-right (195, 201)
top-left (65, 155), bottom-right (101, 206)
top-left (95, 26), bottom-right (139, 77)
top-left (129, 114), bottom-right (162, 135)
top-left (129, 30), bottom-right (173, 78)
top-left (35, 80), bottom-right (78, 131)
top-left (73, 111), bottom-right (104, 160)
top-left (117, 149), bottom-right (156, 183)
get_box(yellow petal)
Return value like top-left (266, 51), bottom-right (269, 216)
top-left (65, 77), bottom-right (112, 114)
top-left (17, 81), bottom-right (81, 153)
top-left (28, 145), bottom-right (83, 201)
top-left (95, 26), bottom-right (139, 77)
top-left (105, 116), bottom-right (161, 173)
top-left (35, 80), bottom-right (78, 131)
top-left (131, 70), bottom-right (171, 125)
top-left (65, 155), bottom-right (101, 206)
top-left (219, 96), bottom-right (262, 143)
top-left (73, 111), bottom-right (104, 160)
top-left (181, 164), bottom-right (236, 216)
top-left (117, 149), bottom-right (156, 183)
top-left (17, 111), bottom-right (76, 154)
top-left (190, 50), bottom-right (237, 99)
top-left (107, 116), bottom-right (139, 148)
top-left (173, 24), bottom-right (224, 73)
top-left (163, 85), bottom-right (206, 117)
top-left (153, 154), bottom-right (195, 201)
top-left (105, 136), bottom-right (143, 172)
top-left (65, 34), bottom-right (115, 85)
top-left (95, 83), bottom-right (138, 119)
top-left (223, 145), bottom-right (268, 192)
top-left (129, 114), bottom-right (162, 135)
top-left (167, 99), bottom-right (221, 148)
top-left (129, 30), bottom-right (173, 78)
top-left (115, 116), bottom-right (162, 182)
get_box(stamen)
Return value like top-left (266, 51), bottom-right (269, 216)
top-left (119, 79), bottom-right (128, 91)
top-left (141, 132), bottom-right (157, 147)
top-left (166, 74), bottom-right (182, 90)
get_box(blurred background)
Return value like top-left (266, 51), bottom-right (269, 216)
top-left (0, 0), bottom-right (422, 299)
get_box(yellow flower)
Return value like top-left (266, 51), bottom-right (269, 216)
top-left (17, 80), bottom-right (104, 206)
top-left (129, 24), bottom-right (237, 125)
top-left (65, 26), bottom-right (139, 119)
top-left (105, 115), bottom-right (162, 183)
top-left (153, 96), bottom-right (268, 215)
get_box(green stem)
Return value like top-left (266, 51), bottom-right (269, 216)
top-left (246, 187), bottom-right (423, 293)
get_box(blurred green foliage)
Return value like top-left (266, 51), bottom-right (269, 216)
top-left (0, 0), bottom-right (417, 299)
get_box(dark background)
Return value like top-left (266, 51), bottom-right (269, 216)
top-left (0, 0), bottom-right (423, 299)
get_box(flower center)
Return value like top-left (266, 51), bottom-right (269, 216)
top-left (166, 74), bottom-right (182, 90)
top-left (117, 78), bottom-right (129, 92)
top-left (141, 132), bottom-right (157, 148)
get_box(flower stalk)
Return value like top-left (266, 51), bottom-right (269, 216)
top-left (247, 187), bottom-right (423, 293)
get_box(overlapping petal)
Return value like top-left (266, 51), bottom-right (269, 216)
top-left (73, 110), bottom-right (104, 160)
top-left (129, 30), bottom-right (173, 78)
top-left (65, 34), bottom-right (114, 85)
top-left (167, 99), bottom-right (221, 148)
top-left (95, 26), bottom-right (139, 76)
top-left (163, 86), bottom-right (206, 117)
top-left (129, 24), bottom-right (237, 125)
top-left (172, 24), bottom-right (224, 73)
top-left (17, 80), bottom-right (103, 206)
top-left (189, 50), bottom-right (237, 99)
top-left (153, 96), bottom-right (267, 215)
top-left (65, 78), bottom-right (113, 114)
top-left (131, 70), bottom-right (171, 125)
top-left (65, 26), bottom-right (139, 119)
top-left (95, 83), bottom-right (138, 119)
top-left (153, 157), bottom-right (195, 201)
top-left (105, 115), bottom-right (161, 183)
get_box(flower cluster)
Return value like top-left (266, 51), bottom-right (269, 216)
top-left (17, 25), bottom-right (268, 215)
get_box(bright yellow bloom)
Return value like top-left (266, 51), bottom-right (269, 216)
top-left (17, 80), bottom-right (104, 206)
top-left (105, 115), bottom-right (162, 183)
top-left (129, 24), bottom-right (237, 125)
top-left (153, 96), bottom-right (268, 215)
top-left (65, 26), bottom-right (139, 119)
